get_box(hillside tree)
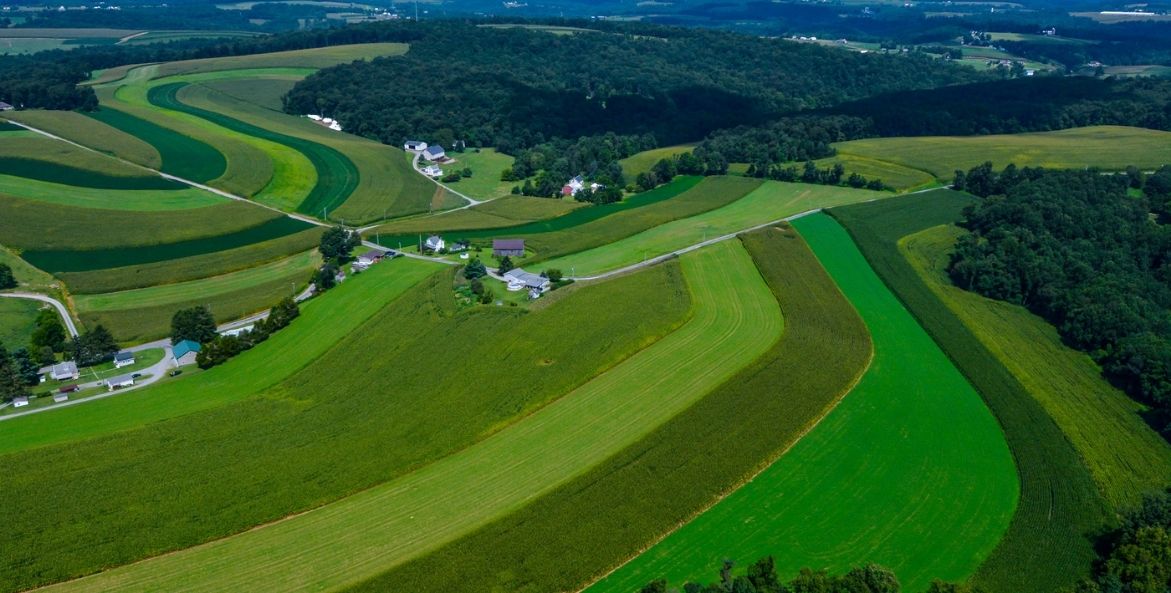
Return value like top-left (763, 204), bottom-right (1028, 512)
top-left (73, 325), bottom-right (117, 366)
top-left (319, 226), bottom-right (361, 261)
top-left (0, 263), bottom-right (15, 289)
top-left (171, 306), bottom-right (217, 345)
top-left (30, 309), bottom-right (66, 353)
top-left (0, 343), bottom-right (29, 402)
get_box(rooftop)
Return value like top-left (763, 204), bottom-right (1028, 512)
top-left (493, 239), bottom-right (525, 250)
top-left (173, 340), bottom-right (202, 359)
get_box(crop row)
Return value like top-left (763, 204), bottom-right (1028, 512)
top-left (85, 104), bottom-right (227, 183)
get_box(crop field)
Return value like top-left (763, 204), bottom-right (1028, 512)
top-left (120, 30), bottom-right (262, 45)
top-left (2, 110), bottom-right (163, 169)
top-left (74, 250), bottom-right (319, 341)
top-left (812, 153), bottom-right (937, 191)
top-left (0, 257), bottom-right (442, 456)
top-left (589, 213), bottom-right (1017, 593)
top-left (347, 226), bottom-right (873, 593)
top-left (900, 224), bottom-right (1171, 510)
top-left (619, 144), bottom-right (697, 178)
top-left (542, 180), bottom-right (884, 277)
top-left (0, 137), bottom-right (168, 183)
top-left (373, 196), bottom-right (584, 237)
top-left (150, 43), bottom-right (409, 78)
top-left (438, 148), bottom-right (516, 201)
top-left (13, 241), bottom-right (781, 593)
top-left (829, 193), bottom-right (1111, 593)
top-left (199, 76), bottom-right (299, 111)
top-left (0, 174), bottom-right (222, 211)
top-left (57, 227), bottom-right (324, 294)
top-left (85, 104), bottom-right (229, 183)
top-left (0, 298), bottom-right (42, 350)
top-left (835, 126), bottom-right (1171, 179)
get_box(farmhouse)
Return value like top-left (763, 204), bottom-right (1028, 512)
top-left (356, 249), bottom-right (386, 268)
top-left (424, 235), bottom-right (446, 252)
top-left (404, 140), bottom-right (428, 151)
top-left (173, 340), bottom-right (202, 366)
top-left (421, 164), bottom-right (443, 178)
top-left (503, 268), bottom-right (550, 293)
top-left (306, 114), bottom-right (323, 121)
top-left (114, 351), bottom-right (135, 368)
top-left (561, 175), bottom-right (585, 196)
top-left (107, 374), bottom-right (135, 391)
top-left (423, 145), bottom-right (446, 161)
top-left (50, 361), bottom-right (79, 381)
top-left (493, 239), bottom-right (525, 258)
top-left (449, 240), bottom-right (470, 253)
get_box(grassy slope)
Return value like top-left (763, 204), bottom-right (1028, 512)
top-left (900, 224), bottom-right (1171, 510)
top-left (372, 195), bottom-right (584, 237)
top-left (590, 212), bottom-right (1018, 593)
top-left (0, 257), bottom-right (442, 455)
top-left (0, 298), bottom-right (41, 350)
top-left (3, 110), bottom-right (162, 169)
top-left (813, 153), bottom-right (938, 191)
top-left (542, 181), bottom-right (884, 277)
top-left (438, 148), bottom-right (516, 201)
top-left (619, 144), bottom-right (697, 178)
top-left (26, 241), bottom-right (780, 593)
top-left (0, 246), bottom-right (56, 292)
top-left (344, 226), bottom-right (873, 593)
top-left (836, 126), bottom-right (1171, 179)
top-left (0, 174), bottom-right (222, 211)
top-left (0, 137), bottom-right (166, 180)
top-left (829, 192), bottom-right (1110, 592)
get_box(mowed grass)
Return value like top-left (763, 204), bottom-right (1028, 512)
top-left (543, 180), bottom-right (884, 277)
top-left (619, 144), bottom-right (696, 178)
top-left (439, 148), bottom-right (516, 201)
top-left (74, 250), bottom-right (319, 341)
top-left (0, 298), bottom-right (42, 350)
top-left (829, 193), bottom-right (1111, 593)
top-left (590, 213), bottom-right (1018, 593)
top-left (0, 174), bottom-right (221, 211)
top-left (346, 226), bottom-right (873, 593)
top-left (0, 246), bottom-right (56, 292)
top-left (22, 240), bottom-right (781, 593)
top-left (3, 110), bottom-right (162, 169)
top-left (900, 224), bottom-right (1171, 510)
top-left (3, 256), bottom-right (710, 593)
top-left (835, 126), bottom-right (1171, 179)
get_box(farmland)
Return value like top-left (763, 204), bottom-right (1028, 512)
top-left (13, 240), bottom-right (781, 593)
top-left (834, 126), bottom-right (1171, 180)
top-left (2, 110), bottom-right (163, 169)
top-left (0, 174), bottom-right (221, 211)
top-left (619, 144), bottom-right (697, 178)
top-left (829, 193), bottom-right (1111, 592)
top-left (435, 148), bottom-right (517, 201)
top-left (0, 137), bottom-right (170, 183)
top-left (373, 195), bottom-right (585, 237)
top-left (85, 104), bottom-right (231, 183)
top-left (812, 153), bottom-right (937, 191)
top-left (541, 181), bottom-right (884, 277)
top-left (589, 212), bottom-right (1017, 593)
top-left (0, 298), bottom-right (42, 349)
top-left (346, 226), bottom-right (873, 593)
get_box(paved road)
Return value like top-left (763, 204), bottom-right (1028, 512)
top-left (0, 292), bottom-right (79, 337)
top-left (361, 240), bottom-right (456, 265)
top-left (410, 151), bottom-right (483, 207)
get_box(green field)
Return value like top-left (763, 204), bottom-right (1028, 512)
top-left (3, 110), bottom-right (163, 169)
top-left (588, 213), bottom-right (1017, 593)
top-left (0, 298), bottom-right (42, 350)
top-left (0, 174), bottom-right (220, 211)
top-left (372, 195), bottom-right (584, 237)
top-left (829, 193), bottom-right (1111, 592)
top-left (900, 224), bottom-right (1171, 510)
top-left (542, 181), bottom-right (884, 277)
top-left (0, 137), bottom-right (169, 184)
top-left (438, 148), bottom-right (516, 201)
top-left (150, 43), bottom-right (408, 78)
top-left (85, 104), bottom-right (229, 183)
top-left (199, 76), bottom-right (299, 111)
top-left (74, 250), bottom-right (319, 341)
top-left (812, 153), bottom-right (938, 191)
top-left (120, 30), bottom-right (262, 45)
top-left (17, 240), bottom-right (782, 593)
top-left (619, 144), bottom-right (696, 178)
top-left (835, 126), bottom-right (1171, 179)
top-left (0, 246), bottom-right (56, 292)
top-left (346, 226), bottom-right (873, 593)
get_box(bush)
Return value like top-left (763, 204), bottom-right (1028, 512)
top-left (0, 263), bottom-right (15, 289)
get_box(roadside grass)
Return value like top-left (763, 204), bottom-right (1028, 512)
top-left (13, 240), bottom-right (779, 593)
top-left (344, 226), bottom-right (872, 593)
top-left (150, 43), bottom-right (409, 78)
top-left (542, 180), bottom-right (884, 277)
top-left (3, 110), bottom-right (162, 169)
top-left (0, 257), bottom-right (441, 456)
top-left (900, 224), bottom-right (1171, 510)
top-left (85, 104), bottom-right (228, 183)
top-left (438, 148), bottom-right (516, 201)
top-left (812, 152), bottom-right (937, 191)
top-left (199, 76), bottom-right (299, 111)
top-left (0, 174), bottom-right (221, 211)
top-left (59, 348), bottom-right (166, 388)
top-left (619, 144), bottom-right (696, 178)
top-left (372, 176), bottom-right (701, 246)
top-left (591, 212), bottom-right (1018, 593)
top-left (0, 137), bottom-right (172, 184)
top-left (56, 228), bottom-right (324, 294)
top-left (0, 255), bottom-right (714, 593)
top-left (835, 126), bottom-right (1171, 179)
top-left (0, 298), bottom-right (42, 350)
top-left (0, 197), bottom-right (282, 252)
top-left (829, 192), bottom-right (1111, 593)
top-left (0, 246), bottom-right (56, 292)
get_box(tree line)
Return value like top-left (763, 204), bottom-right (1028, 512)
top-left (1073, 488), bottom-right (1171, 593)
top-left (638, 556), bottom-right (976, 593)
top-left (949, 163), bottom-right (1171, 437)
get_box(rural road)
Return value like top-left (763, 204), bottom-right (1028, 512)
top-left (410, 151), bottom-right (483, 207)
top-left (0, 292), bottom-right (79, 337)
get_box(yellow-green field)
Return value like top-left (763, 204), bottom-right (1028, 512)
top-left (813, 153), bottom-right (938, 191)
top-left (437, 148), bottom-right (516, 201)
top-left (150, 43), bottom-right (409, 78)
top-left (619, 144), bottom-right (696, 178)
top-left (374, 195), bottom-right (584, 235)
top-left (0, 174), bottom-right (222, 211)
top-left (3, 111), bottom-right (163, 169)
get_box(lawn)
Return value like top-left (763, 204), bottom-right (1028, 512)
top-left (588, 213), bottom-right (1017, 593)
top-left (437, 148), bottom-right (516, 201)
top-left (0, 298), bottom-right (42, 350)
top-left (345, 226), bottom-right (872, 593)
top-left (0, 137), bottom-right (171, 184)
top-left (9, 240), bottom-right (782, 593)
top-left (541, 181), bottom-right (884, 277)
top-left (619, 144), bottom-right (696, 178)
top-left (835, 126), bottom-right (1171, 180)
top-left (4, 110), bottom-right (163, 169)
top-left (829, 192), bottom-right (1111, 593)
top-left (0, 174), bottom-right (222, 211)
top-left (900, 224), bottom-right (1171, 510)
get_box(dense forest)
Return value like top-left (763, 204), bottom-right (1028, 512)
top-left (695, 116), bottom-right (873, 169)
top-left (283, 21), bottom-right (990, 149)
top-left (949, 164), bottom-right (1171, 437)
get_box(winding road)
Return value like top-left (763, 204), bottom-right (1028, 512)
top-left (0, 292), bottom-right (79, 337)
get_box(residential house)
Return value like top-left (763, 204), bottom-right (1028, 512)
top-left (493, 239), bottom-right (525, 258)
top-left (424, 235), bottom-right (446, 252)
top-left (449, 240), bottom-right (470, 253)
top-left (173, 340), bottom-right (202, 366)
top-left (355, 249), bottom-right (386, 269)
top-left (561, 175), bottom-right (585, 196)
top-left (50, 361), bottom-right (79, 381)
top-left (107, 374), bottom-right (135, 391)
top-left (423, 145), bottom-right (446, 161)
top-left (404, 140), bottom-right (428, 151)
top-left (422, 164), bottom-right (443, 178)
top-left (114, 351), bottom-right (135, 368)
top-left (503, 268), bottom-right (551, 293)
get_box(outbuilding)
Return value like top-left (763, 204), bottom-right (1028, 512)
top-left (493, 239), bottom-right (525, 258)
top-left (404, 140), bottom-right (428, 151)
top-left (114, 351), bottom-right (135, 368)
top-left (50, 361), bottom-right (79, 381)
top-left (107, 374), bottom-right (135, 391)
top-left (173, 340), bottom-right (202, 366)
top-left (0, 101), bottom-right (13, 111)
top-left (12, 396), bottom-right (28, 408)
top-left (423, 145), bottom-right (446, 161)
top-left (53, 393), bottom-right (69, 403)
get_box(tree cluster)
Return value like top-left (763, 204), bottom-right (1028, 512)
top-left (70, 326), bottom-right (117, 367)
top-left (747, 160), bottom-right (887, 190)
top-left (948, 164), bottom-right (1171, 435)
top-left (171, 306), bottom-right (218, 346)
top-left (0, 263), bottom-right (15, 289)
top-left (319, 226), bottom-right (361, 262)
top-left (196, 297), bottom-right (299, 370)
top-left (697, 116), bottom-right (872, 171)
top-left (1074, 489), bottom-right (1171, 593)
top-left (639, 556), bottom-right (976, 593)
top-left (29, 309), bottom-right (67, 365)
top-left (0, 341), bottom-right (38, 403)
top-left (503, 133), bottom-right (651, 198)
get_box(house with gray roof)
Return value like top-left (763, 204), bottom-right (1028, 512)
top-left (114, 351), bottom-right (135, 368)
top-left (503, 268), bottom-right (550, 293)
top-left (493, 239), bottom-right (525, 258)
top-left (423, 145), bottom-right (446, 161)
top-left (50, 361), bottom-right (79, 381)
top-left (107, 374), bottom-right (135, 391)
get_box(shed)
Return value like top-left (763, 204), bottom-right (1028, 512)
top-left (53, 393), bottom-right (69, 403)
top-left (12, 396), bottom-right (28, 408)
top-left (50, 361), bottom-right (79, 381)
top-left (0, 101), bottom-right (13, 111)
top-left (107, 374), bottom-right (135, 391)
top-left (493, 239), bottom-right (525, 258)
top-left (404, 140), bottom-right (428, 151)
top-left (423, 145), bottom-right (446, 161)
top-left (114, 351), bottom-right (135, 368)
top-left (173, 340), bottom-right (202, 366)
